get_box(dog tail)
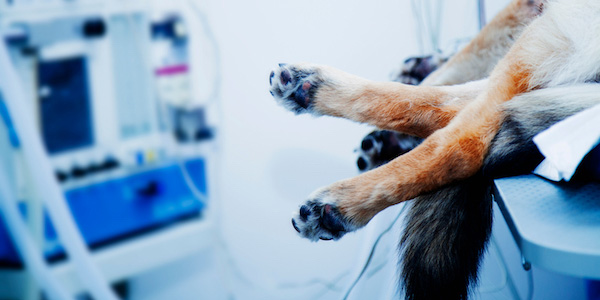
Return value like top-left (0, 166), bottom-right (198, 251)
top-left (399, 176), bottom-right (493, 300)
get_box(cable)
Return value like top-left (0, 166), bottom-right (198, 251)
top-left (411, 0), bottom-right (425, 55)
top-left (341, 203), bottom-right (408, 300)
top-left (477, 236), bottom-right (509, 294)
top-left (0, 28), bottom-right (120, 300)
top-left (432, 0), bottom-right (443, 52)
top-left (410, 0), bottom-right (444, 54)
top-left (186, 0), bottom-right (222, 106)
top-left (478, 0), bottom-right (487, 30)
top-left (160, 3), bottom-right (396, 299)
top-left (481, 233), bottom-right (534, 300)
top-left (217, 237), bottom-right (350, 297)
top-left (526, 268), bottom-right (534, 300)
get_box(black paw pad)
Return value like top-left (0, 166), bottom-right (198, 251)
top-left (320, 204), bottom-right (346, 234)
top-left (361, 138), bottom-right (374, 151)
top-left (280, 69), bottom-right (292, 85)
top-left (292, 199), bottom-right (353, 241)
top-left (299, 205), bottom-right (310, 221)
top-left (292, 81), bottom-right (313, 109)
top-left (356, 130), bottom-right (423, 172)
top-left (357, 157), bottom-right (368, 171)
top-left (269, 64), bottom-right (321, 114)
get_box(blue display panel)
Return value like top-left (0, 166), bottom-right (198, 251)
top-left (38, 57), bottom-right (94, 154)
top-left (0, 159), bottom-right (207, 265)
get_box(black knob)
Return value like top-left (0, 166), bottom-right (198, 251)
top-left (82, 18), bottom-right (106, 38)
top-left (71, 166), bottom-right (87, 178)
top-left (87, 163), bottom-right (102, 174)
top-left (137, 181), bottom-right (160, 197)
top-left (55, 170), bottom-right (68, 182)
top-left (101, 157), bottom-right (120, 170)
top-left (195, 128), bottom-right (214, 141)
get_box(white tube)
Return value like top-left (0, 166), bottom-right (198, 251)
top-left (0, 34), bottom-right (119, 300)
top-left (0, 165), bottom-right (72, 300)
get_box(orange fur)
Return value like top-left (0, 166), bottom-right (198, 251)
top-left (312, 77), bottom-right (484, 138)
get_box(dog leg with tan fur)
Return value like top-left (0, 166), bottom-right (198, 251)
top-left (269, 64), bottom-right (486, 138)
top-left (422, 0), bottom-right (544, 86)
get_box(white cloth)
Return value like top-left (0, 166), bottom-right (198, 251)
top-left (533, 103), bottom-right (600, 181)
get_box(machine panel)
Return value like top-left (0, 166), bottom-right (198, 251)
top-left (0, 158), bottom-right (207, 265)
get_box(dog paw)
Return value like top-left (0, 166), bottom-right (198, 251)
top-left (269, 64), bottom-right (322, 114)
top-left (291, 196), bottom-right (358, 241)
top-left (356, 130), bottom-right (423, 172)
top-left (391, 54), bottom-right (447, 85)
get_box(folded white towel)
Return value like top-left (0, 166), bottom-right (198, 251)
top-left (533, 103), bottom-right (600, 181)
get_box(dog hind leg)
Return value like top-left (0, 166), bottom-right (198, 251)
top-left (422, 0), bottom-right (545, 86)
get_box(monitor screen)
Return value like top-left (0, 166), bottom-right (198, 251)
top-left (38, 57), bottom-right (94, 154)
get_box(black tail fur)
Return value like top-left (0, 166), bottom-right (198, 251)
top-left (400, 178), bottom-right (493, 300)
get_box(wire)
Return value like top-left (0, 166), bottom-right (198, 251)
top-left (411, 0), bottom-right (425, 55)
top-left (168, 3), bottom-right (413, 299)
top-left (341, 203), bottom-right (408, 300)
top-left (217, 237), bottom-right (350, 295)
top-left (478, 236), bottom-right (509, 294)
top-left (432, 0), bottom-right (443, 52)
top-left (479, 231), bottom-right (534, 300)
top-left (526, 268), bottom-right (534, 300)
top-left (120, 1), bottom-right (211, 205)
top-left (186, 0), bottom-right (222, 106)
top-left (165, 2), bottom-right (346, 297)
top-left (410, 0), bottom-right (444, 54)
top-left (478, 0), bottom-right (487, 30)
top-left (150, 3), bottom-right (351, 297)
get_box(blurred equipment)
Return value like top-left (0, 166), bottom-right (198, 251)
top-left (0, 0), bottom-right (220, 299)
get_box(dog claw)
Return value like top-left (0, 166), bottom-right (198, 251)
top-left (292, 219), bottom-right (301, 233)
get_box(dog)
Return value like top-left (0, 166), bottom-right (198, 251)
top-left (269, 0), bottom-right (600, 298)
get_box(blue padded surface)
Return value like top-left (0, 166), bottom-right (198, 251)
top-left (493, 175), bottom-right (600, 279)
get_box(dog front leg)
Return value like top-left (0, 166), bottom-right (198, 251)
top-left (269, 63), bottom-right (485, 138)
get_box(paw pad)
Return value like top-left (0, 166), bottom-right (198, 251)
top-left (356, 130), bottom-right (423, 172)
top-left (268, 64), bottom-right (320, 114)
top-left (291, 199), bottom-right (356, 241)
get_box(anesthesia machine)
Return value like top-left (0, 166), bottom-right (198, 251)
top-left (0, 0), bottom-right (219, 299)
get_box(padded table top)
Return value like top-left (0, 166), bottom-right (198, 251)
top-left (493, 175), bottom-right (600, 279)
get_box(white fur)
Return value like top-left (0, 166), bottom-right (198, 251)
top-left (527, 0), bottom-right (600, 87)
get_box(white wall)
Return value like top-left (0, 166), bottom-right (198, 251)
top-left (131, 1), bottom-right (589, 299)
